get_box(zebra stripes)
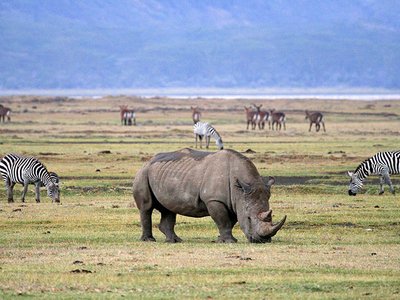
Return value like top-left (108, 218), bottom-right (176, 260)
top-left (193, 122), bottom-right (224, 150)
top-left (347, 151), bottom-right (400, 195)
top-left (0, 153), bottom-right (60, 203)
top-left (41, 172), bottom-right (60, 187)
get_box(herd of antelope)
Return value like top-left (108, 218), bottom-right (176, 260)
top-left (1, 102), bottom-right (325, 133)
top-left (244, 104), bottom-right (325, 132)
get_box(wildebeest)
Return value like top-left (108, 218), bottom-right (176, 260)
top-left (305, 110), bottom-right (325, 132)
top-left (133, 148), bottom-right (286, 243)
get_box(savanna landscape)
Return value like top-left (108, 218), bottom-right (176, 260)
top-left (0, 95), bottom-right (399, 299)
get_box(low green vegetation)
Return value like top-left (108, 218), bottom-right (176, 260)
top-left (0, 96), bottom-right (399, 299)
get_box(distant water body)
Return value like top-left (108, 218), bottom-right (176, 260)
top-left (1, 88), bottom-right (400, 100)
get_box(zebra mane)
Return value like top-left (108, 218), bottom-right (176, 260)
top-left (354, 158), bottom-right (372, 175)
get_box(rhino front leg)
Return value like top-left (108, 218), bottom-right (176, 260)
top-left (207, 200), bottom-right (237, 243)
top-left (158, 210), bottom-right (182, 243)
top-left (139, 209), bottom-right (156, 242)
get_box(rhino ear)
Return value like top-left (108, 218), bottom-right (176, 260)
top-left (236, 179), bottom-right (252, 194)
top-left (262, 176), bottom-right (275, 189)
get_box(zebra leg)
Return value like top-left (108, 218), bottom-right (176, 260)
top-left (21, 181), bottom-right (29, 202)
top-left (379, 176), bottom-right (385, 195)
top-left (383, 173), bottom-right (395, 194)
top-left (6, 179), bottom-right (15, 203)
top-left (158, 210), bottom-right (182, 243)
top-left (316, 123), bottom-right (320, 132)
top-left (198, 135), bottom-right (203, 148)
top-left (309, 123), bottom-right (312, 132)
top-left (283, 121), bottom-right (286, 130)
top-left (35, 182), bottom-right (41, 203)
top-left (206, 136), bottom-right (210, 149)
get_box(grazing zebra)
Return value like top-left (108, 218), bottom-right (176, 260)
top-left (305, 110), bottom-right (325, 132)
top-left (0, 154), bottom-right (60, 203)
top-left (191, 106), bottom-right (201, 124)
top-left (41, 172), bottom-right (60, 186)
top-left (0, 105), bottom-right (11, 123)
top-left (244, 106), bottom-right (257, 130)
top-left (270, 109), bottom-right (286, 130)
top-left (253, 104), bottom-right (270, 130)
top-left (347, 151), bottom-right (400, 196)
top-left (193, 122), bottom-right (224, 150)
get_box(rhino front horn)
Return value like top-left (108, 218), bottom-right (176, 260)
top-left (270, 215), bottom-right (287, 237)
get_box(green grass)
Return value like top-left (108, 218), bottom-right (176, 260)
top-left (0, 96), bottom-right (400, 299)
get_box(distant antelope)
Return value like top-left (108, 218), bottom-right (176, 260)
top-left (252, 104), bottom-right (270, 130)
top-left (120, 105), bottom-right (128, 125)
top-left (191, 106), bottom-right (201, 124)
top-left (0, 105), bottom-right (11, 123)
top-left (244, 106), bottom-right (257, 130)
top-left (305, 110), bottom-right (325, 132)
top-left (120, 105), bottom-right (136, 126)
top-left (270, 109), bottom-right (286, 130)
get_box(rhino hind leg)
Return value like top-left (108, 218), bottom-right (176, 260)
top-left (139, 209), bottom-right (156, 242)
top-left (158, 210), bottom-right (182, 243)
top-left (207, 201), bottom-right (237, 243)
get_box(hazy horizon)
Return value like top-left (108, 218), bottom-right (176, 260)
top-left (1, 1), bottom-right (399, 91)
top-left (1, 87), bottom-right (400, 100)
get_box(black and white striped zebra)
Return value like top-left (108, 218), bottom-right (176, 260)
top-left (41, 171), bottom-right (60, 186)
top-left (347, 151), bottom-right (400, 196)
top-left (0, 153), bottom-right (60, 203)
top-left (193, 122), bottom-right (224, 150)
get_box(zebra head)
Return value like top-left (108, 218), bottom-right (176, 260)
top-left (347, 171), bottom-right (363, 196)
top-left (216, 137), bottom-right (224, 150)
top-left (47, 181), bottom-right (60, 203)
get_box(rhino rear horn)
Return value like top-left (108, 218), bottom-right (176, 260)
top-left (258, 210), bottom-right (272, 222)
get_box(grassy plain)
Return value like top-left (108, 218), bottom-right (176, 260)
top-left (0, 95), bottom-right (400, 299)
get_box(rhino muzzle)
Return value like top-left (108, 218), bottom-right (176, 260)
top-left (248, 210), bottom-right (287, 243)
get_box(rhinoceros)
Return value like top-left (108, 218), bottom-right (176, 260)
top-left (133, 148), bottom-right (286, 243)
